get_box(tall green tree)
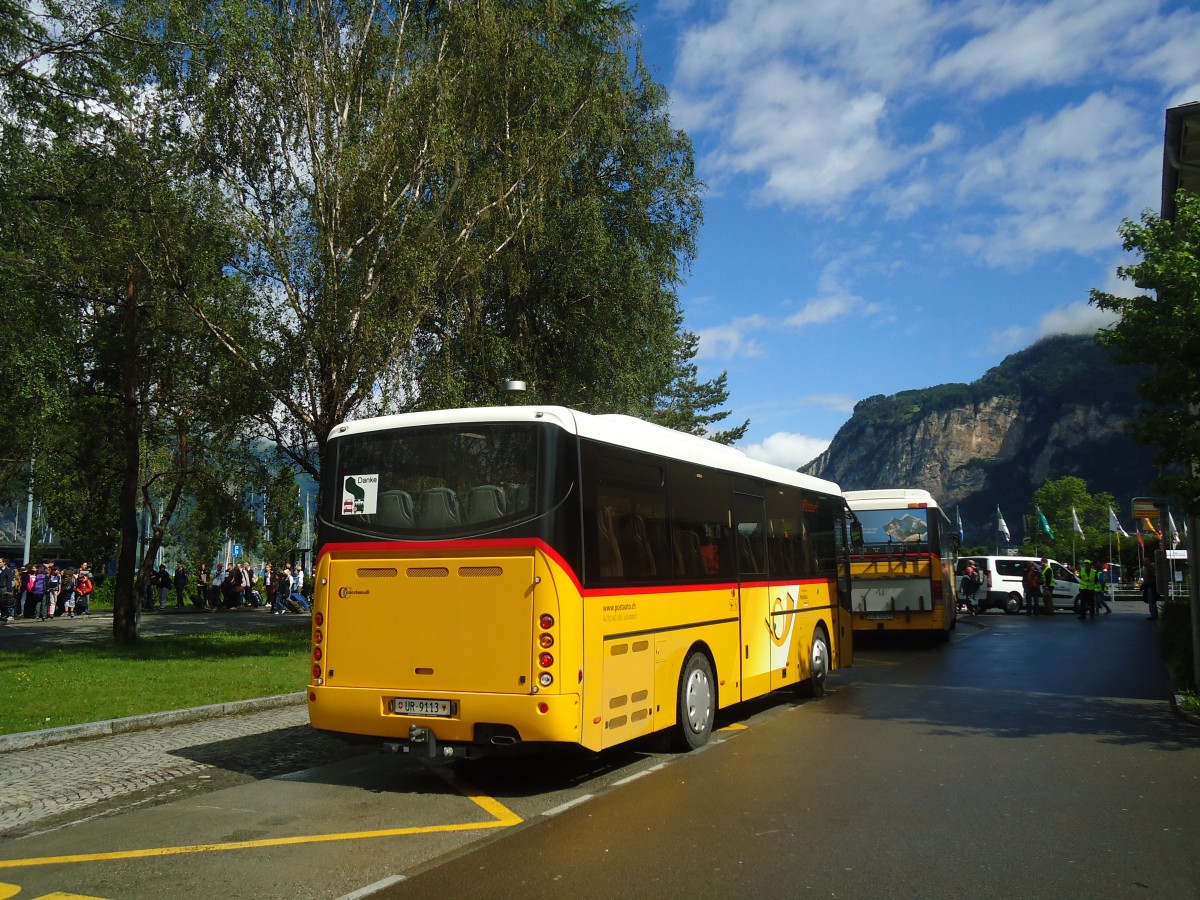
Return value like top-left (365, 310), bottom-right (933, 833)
top-left (262, 464), bottom-right (304, 567)
top-left (409, 44), bottom-right (703, 417)
top-left (1021, 476), bottom-right (1118, 567)
top-left (1091, 191), bottom-right (1200, 512)
top-left (1, 1), bottom-right (263, 642)
top-left (644, 332), bottom-right (748, 445)
top-left (138, 0), bottom-right (697, 496)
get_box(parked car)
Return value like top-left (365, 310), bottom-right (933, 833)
top-left (956, 555), bottom-right (1080, 614)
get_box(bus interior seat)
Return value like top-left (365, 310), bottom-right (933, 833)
top-left (376, 490), bottom-right (414, 528)
top-left (674, 529), bottom-right (705, 578)
top-left (418, 487), bottom-right (461, 528)
top-left (737, 531), bottom-right (760, 574)
top-left (597, 507), bottom-right (623, 578)
top-left (619, 514), bottom-right (657, 577)
top-left (467, 485), bottom-right (506, 524)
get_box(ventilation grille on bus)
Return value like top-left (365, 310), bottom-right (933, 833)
top-left (405, 567), bottom-right (449, 578)
top-left (358, 565), bottom-right (506, 579)
top-left (357, 567), bottom-right (398, 578)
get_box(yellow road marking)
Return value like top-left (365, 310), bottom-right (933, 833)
top-left (0, 771), bottom-right (522, 870)
top-left (718, 722), bottom-right (748, 732)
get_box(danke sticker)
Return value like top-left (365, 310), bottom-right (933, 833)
top-left (342, 474), bottom-right (379, 515)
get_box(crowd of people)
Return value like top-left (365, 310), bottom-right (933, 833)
top-left (0, 556), bottom-right (308, 624)
top-left (959, 556), bottom-right (1161, 619)
top-left (178, 560), bottom-right (309, 615)
top-left (0, 558), bottom-right (95, 623)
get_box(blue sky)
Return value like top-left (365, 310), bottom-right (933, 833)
top-left (632, 0), bottom-right (1200, 469)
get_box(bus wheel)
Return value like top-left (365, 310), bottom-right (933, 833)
top-left (799, 627), bottom-right (830, 698)
top-left (673, 651), bottom-right (715, 751)
top-left (1004, 592), bottom-right (1022, 615)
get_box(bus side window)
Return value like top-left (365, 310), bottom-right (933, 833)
top-left (618, 513), bottom-right (658, 578)
top-left (597, 507), bottom-right (624, 578)
top-left (673, 528), bottom-right (705, 578)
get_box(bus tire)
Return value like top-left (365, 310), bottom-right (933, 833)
top-left (673, 651), bottom-right (716, 751)
top-left (799, 626), bottom-right (830, 698)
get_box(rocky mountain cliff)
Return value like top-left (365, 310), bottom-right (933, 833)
top-left (802, 335), bottom-right (1157, 545)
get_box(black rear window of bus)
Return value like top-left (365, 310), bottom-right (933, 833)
top-left (329, 422), bottom-right (545, 537)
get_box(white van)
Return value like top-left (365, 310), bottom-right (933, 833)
top-left (956, 556), bottom-right (1080, 614)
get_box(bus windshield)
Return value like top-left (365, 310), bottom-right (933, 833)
top-left (329, 421), bottom-right (547, 538)
top-left (853, 507), bottom-right (931, 550)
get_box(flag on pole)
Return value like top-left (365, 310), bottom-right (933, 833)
top-left (1036, 506), bottom-right (1055, 540)
top-left (1109, 507), bottom-right (1127, 551)
top-left (956, 507), bottom-right (964, 542)
top-left (1072, 507), bottom-right (1084, 536)
top-left (1168, 512), bottom-right (1180, 547)
top-left (1143, 517), bottom-right (1160, 540)
top-left (997, 506), bottom-right (1010, 542)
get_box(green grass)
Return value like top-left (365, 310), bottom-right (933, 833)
top-left (0, 627), bottom-right (312, 735)
top-left (1179, 691), bottom-right (1200, 716)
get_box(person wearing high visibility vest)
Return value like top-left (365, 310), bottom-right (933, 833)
top-left (1078, 559), bottom-right (1101, 619)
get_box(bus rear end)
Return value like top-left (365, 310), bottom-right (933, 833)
top-left (307, 409), bottom-right (583, 757)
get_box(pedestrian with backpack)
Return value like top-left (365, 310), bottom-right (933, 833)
top-left (960, 561), bottom-right (981, 616)
top-left (273, 566), bottom-right (293, 614)
top-left (75, 568), bottom-right (94, 616)
top-left (1022, 561), bottom-right (1041, 615)
top-left (60, 567), bottom-right (76, 617)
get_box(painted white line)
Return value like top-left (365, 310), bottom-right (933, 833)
top-left (541, 794), bottom-right (593, 817)
top-left (613, 762), bottom-right (667, 787)
top-left (337, 874), bottom-right (407, 899)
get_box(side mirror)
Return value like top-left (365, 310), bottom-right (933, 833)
top-left (849, 521), bottom-right (864, 549)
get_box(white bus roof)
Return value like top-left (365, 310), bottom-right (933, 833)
top-left (844, 488), bottom-right (942, 511)
top-left (330, 406), bottom-right (843, 497)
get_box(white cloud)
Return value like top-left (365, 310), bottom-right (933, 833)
top-left (696, 316), bottom-right (770, 361)
top-left (740, 431), bottom-right (831, 470)
top-left (798, 393), bottom-right (858, 413)
top-left (930, 0), bottom-right (1146, 99)
top-left (1038, 301), bottom-right (1118, 337)
top-left (784, 295), bottom-right (855, 328)
top-left (952, 93), bottom-right (1161, 264)
top-left (667, 0), bottom-right (1200, 259)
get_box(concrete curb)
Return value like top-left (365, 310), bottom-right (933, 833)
top-left (0, 692), bottom-right (307, 754)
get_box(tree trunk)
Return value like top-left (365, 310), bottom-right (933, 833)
top-left (113, 263), bottom-right (142, 646)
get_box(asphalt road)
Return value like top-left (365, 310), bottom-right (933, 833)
top-left (384, 605), bottom-right (1200, 899)
top-left (1, 601), bottom-right (1197, 900)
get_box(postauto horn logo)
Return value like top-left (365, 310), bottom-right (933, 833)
top-left (338, 586), bottom-right (369, 598)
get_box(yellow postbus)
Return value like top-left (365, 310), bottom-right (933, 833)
top-left (307, 406), bottom-right (853, 757)
top-left (845, 489), bottom-right (957, 641)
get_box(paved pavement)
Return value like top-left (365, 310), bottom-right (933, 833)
top-left (0, 604), bottom-right (346, 838)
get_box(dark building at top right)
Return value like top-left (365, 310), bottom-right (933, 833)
top-left (1162, 102), bottom-right (1200, 220)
